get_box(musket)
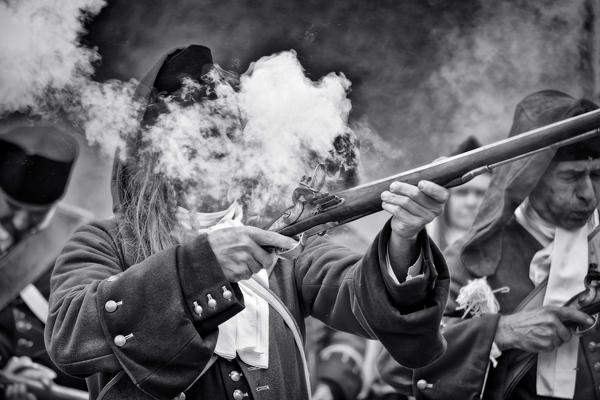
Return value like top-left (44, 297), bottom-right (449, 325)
top-left (0, 371), bottom-right (89, 400)
top-left (267, 108), bottom-right (600, 239)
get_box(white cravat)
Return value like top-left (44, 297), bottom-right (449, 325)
top-left (177, 202), bottom-right (271, 369)
top-left (515, 198), bottom-right (598, 399)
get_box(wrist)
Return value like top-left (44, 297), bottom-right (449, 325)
top-left (494, 315), bottom-right (513, 351)
top-left (390, 227), bottom-right (419, 245)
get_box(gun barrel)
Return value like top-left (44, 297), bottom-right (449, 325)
top-left (276, 108), bottom-right (600, 237)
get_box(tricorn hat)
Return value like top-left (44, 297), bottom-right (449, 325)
top-left (0, 125), bottom-right (78, 208)
top-left (508, 89), bottom-right (600, 161)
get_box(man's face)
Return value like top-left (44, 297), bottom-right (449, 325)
top-left (530, 158), bottom-right (600, 230)
top-left (446, 173), bottom-right (491, 230)
top-left (0, 190), bottom-right (51, 247)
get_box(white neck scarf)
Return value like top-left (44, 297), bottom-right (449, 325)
top-left (177, 202), bottom-right (271, 369)
top-left (515, 198), bottom-right (598, 399)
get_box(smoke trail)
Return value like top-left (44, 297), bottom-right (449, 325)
top-left (144, 50), bottom-right (356, 216)
top-left (0, 0), bottom-right (142, 156)
top-left (0, 0), bottom-right (358, 219)
top-left (413, 0), bottom-right (589, 152)
top-left (0, 0), bottom-right (103, 113)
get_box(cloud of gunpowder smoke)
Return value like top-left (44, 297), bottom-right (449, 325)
top-left (144, 50), bottom-right (354, 215)
top-left (0, 0), bottom-right (142, 156)
top-left (1, 1), bottom-right (358, 217)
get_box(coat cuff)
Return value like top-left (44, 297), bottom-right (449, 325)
top-left (176, 234), bottom-right (245, 334)
top-left (378, 221), bottom-right (438, 313)
top-left (354, 220), bottom-right (448, 368)
top-left (95, 246), bottom-right (219, 397)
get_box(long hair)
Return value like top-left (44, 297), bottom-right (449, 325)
top-left (115, 153), bottom-right (180, 264)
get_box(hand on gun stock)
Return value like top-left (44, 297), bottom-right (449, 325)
top-left (494, 306), bottom-right (594, 353)
top-left (207, 226), bottom-right (298, 282)
top-left (0, 356), bottom-right (88, 400)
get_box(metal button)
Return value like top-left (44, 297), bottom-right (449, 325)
top-left (207, 294), bottom-right (217, 309)
top-left (114, 333), bottom-right (134, 347)
top-left (595, 362), bottom-right (600, 372)
top-left (416, 379), bottom-right (433, 390)
top-left (222, 286), bottom-right (233, 300)
top-left (232, 390), bottom-right (248, 400)
top-left (105, 300), bottom-right (122, 313)
top-left (193, 301), bottom-right (203, 317)
top-left (229, 370), bottom-right (242, 382)
top-left (15, 321), bottom-right (32, 332)
top-left (589, 341), bottom-right (598, 352)
top-left (17, 338), bottom-right (34, 348)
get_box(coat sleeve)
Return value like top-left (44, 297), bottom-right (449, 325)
top-left (378, 243), bottom-right (501, 400)
top-left (45, 221), bottom-right (245, 400)
top-left (296, 220), bottom-right (449, 369)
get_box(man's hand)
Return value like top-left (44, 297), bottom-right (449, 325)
top-left (382, 180), bottom-right (448, 269)
top-left (207, 226), bottom-right (298, 282)
top-left (2, 356), bottom-right (57, 400)
top-left (4, 383), bottom-right (36, 400)
top-left (382, 180), bottom-right (449, 241)
top-left (495, 306), bottom-right (595, 352)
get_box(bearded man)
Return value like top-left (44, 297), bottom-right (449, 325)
top-left (0, 124), bottom-right (89, 399)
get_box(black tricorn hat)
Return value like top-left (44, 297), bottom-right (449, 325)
top-left (113, 44), bottom-right (215, 212)
top-left (136, 44), bottom-right (215, 129)
top-left (0, 125), bottom-right (78, 208)
top-left (153, 45), bottom-right (214, 95)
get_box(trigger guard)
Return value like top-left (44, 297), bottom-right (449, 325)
top-left (575, 313), bottom-right (599, 335)
top-left (277, 234), bottom-right (306, 260)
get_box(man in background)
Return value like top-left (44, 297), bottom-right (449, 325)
top-left (381, 90), bottom-right (600, 400)
top-left (0, 124), bottom-right (89, 400)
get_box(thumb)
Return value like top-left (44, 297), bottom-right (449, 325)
top-left (553, 306), bottom-right (595, 328)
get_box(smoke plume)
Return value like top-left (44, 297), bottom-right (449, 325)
top-left (1, 0), bottom-right (359, 217)
top-left (0, 0), bottom-right (142, 156)
top-left (144, 51), bottom-right (355, 215)
top-left (410, 0), bottom-right (590, 154)
top-left (0, 0), bottom-right (103, 113)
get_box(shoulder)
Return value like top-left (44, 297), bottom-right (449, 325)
top-left (59, 218), bottom-right (125, 267)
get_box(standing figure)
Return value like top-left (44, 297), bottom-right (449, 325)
top-left (45, 44), bottom-right (450, 400)
top-left (380, 90), bottom-right (600, 400)
top-left (0, 124), bottom-right (89, 399)
top-left (427, 137), bottom-right (491, 251)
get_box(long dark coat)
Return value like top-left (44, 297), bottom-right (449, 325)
top-left (45, 218), bottom-right (448, 400)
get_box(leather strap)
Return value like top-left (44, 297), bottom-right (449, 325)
top-left (0, 204), bottom-right (91, 310)
top-left (19, 283), bottom-right (49, 324)
top-left (242, 278), bottom-right (312, 399)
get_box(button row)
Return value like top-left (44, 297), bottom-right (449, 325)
top-left (193, 287), bottom-right (234, 317)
